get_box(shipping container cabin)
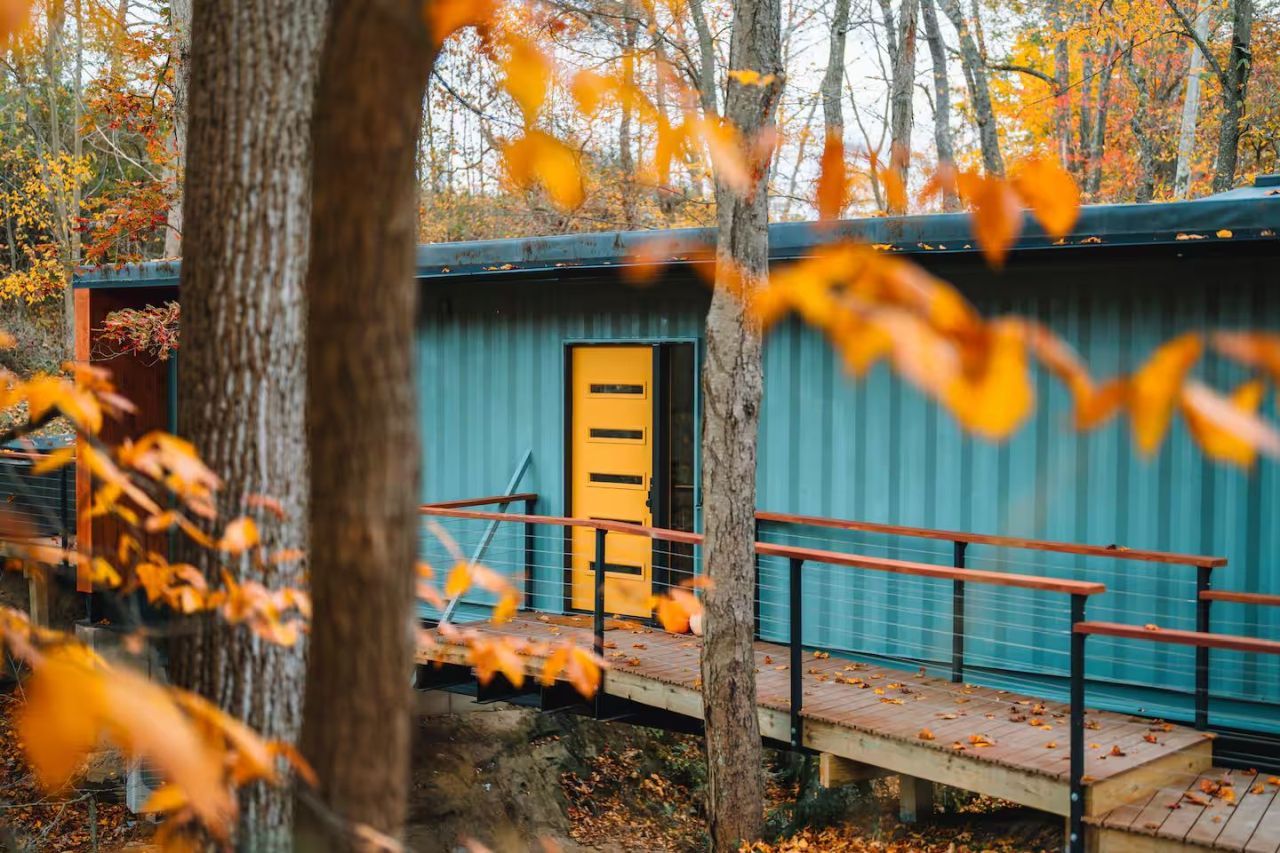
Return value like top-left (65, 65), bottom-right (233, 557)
top-left (73, 178), bottom-right (1280, 738)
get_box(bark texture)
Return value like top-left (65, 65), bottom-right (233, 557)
top-left (163, 0), bottom-right (190, 259)
top-left (1084, 39), bottom-right (1117, 198)
top-left (938, 0), bottom-right (1003, 175)
top-left (1124, 51), bottom-right (1156, 203)
top-left (297, 0), bottom-right (433, 846)
top-left (169, 0), bottom-right (324, 843)
top-left (1213, 0), bottom-right (1253, 192)
top-left (1173, 2), bottom-right (1210, 199)
top-left (920, 0), bottom-right (958, 209)
top-left (887, 0), bottom-right (919, 212)
top-left (820, 0), bottom-right (851, 135)
top-left (699, 0), bottom-right (780, 848)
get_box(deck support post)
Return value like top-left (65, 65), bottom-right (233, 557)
top-left (898, 774), bottom-right (934, 823)
top-left (951, 540), bottom-right (967, 684)
top-left (789, 557), bottom-right (804, 750)
top-left (1068, 593), bottom-right (1088, 853)
top-left (593, 527), bottom-right (607, 718)
top-left (1194, 566), bottom-right (1211, 730)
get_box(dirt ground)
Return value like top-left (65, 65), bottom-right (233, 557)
top-left (405, 697), bottom-right (1063, 853)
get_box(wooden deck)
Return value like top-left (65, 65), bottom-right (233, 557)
top-left (418, 614), bottom-right (1223, 830)
top-left (1088, 768), bottom-right (1280, 852)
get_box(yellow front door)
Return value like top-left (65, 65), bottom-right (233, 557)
top-left (570, 346), bottom-right (654, 617)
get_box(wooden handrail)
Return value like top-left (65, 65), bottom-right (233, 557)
top-left (755, 541), bottom-right (1105, 596)
top-left (1199, 589), bottom-right (1280, 607)
top-left (755, 509), bottom-right (1227, 569)
top-left (1075, 621), bottom-right (1280, 655)
top-left (420, 505), bottom-right (1105, 596)
top-left (422, 492), bottom-right (538, 510)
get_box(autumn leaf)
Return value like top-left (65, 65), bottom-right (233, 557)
top-left (217, 516), bottom-right (259, 554)
top-left (424, 0), bottom-right (496, 46)
top-left (880, 165), bottom-right (907, 215)
top-left (944, 319), bottom-right (1034, 439)
top-left (1182, 379), bottom-right (1278, 466)
top-left (499, 34), bottom-right (551, 125)
top-left (726, 69), bottom-right (777, 87)
top-left (492, 591), bottom-right (518, 625)
top-left (1011, 156), bottom-right (1080, 238)
top-left (657, 596), bottom-right (691, 634)
top-left (1130, 333), bottom-right (1202, 455)
top-left (918, 728), bottom-right (935, 740)
top-left (957, 171), bottom-right (1021, 268)
top-left (1214, 331), bottom-right (1280, 385)
top-left (502, 131), bottom-right (585, 211)
top-left (445, 562), bottom-right (471, 598)
top-left (816, 132), bottom-right (848, 221)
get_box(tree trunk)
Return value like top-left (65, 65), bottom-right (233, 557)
top-left (1213, 0), bottom-right (1253, 192)
top-left (920, 0), bottom-right (958, 209)
top-left (168, 0), bottom-right (324, 843)
top-left (938, 0), bottom-right (1003, 175)
top-left (699, 0), bottom-right (779, 848)
top-left (297, 0), bottom-right (433, 846)
top-left (1050, 0), bottom-right (1073, 168)
top-left (619, 14), bottom-right (637, 228)
top-left (817, 0), bottom-right (850, 217)
top-left (1173, 2), bottom-right (1210, 199)
top-left (1124, 51), bottom-right (1156, 202)
top-left (1085, 39), bottom-right (1117, 198)
top-left (888, 0), bottom-right (919, 212)
top-left (163, 0), bottom-right (191, 258)
top-left (687, 0), bottom-right (719, 115)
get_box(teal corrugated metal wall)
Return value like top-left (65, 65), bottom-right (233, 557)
top-left (418, 251), bottom-right (1280, 728)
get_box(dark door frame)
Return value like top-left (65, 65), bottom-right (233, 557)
top-left (561, 339), bottom-right (699, 615)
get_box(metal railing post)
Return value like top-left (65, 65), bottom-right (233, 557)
top-left (789, 556), bottom-right (804, 750)
top-left (1068, 593), bottom-right (1087, 853)
top-left (951, 540), bottom-right (967, 684)
top-left (523, 497), bottom-right (536, 611)
top-left (1195, 566), bottom-right (1211, 730)
top-left (592, 527), bottom-right (608, 718)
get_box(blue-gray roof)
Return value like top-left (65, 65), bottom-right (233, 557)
top-left (73, 178), bottom-right (1280, 289)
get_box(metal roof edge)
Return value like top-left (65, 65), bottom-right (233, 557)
top-left (71, 192), bottom-right (1280, 287)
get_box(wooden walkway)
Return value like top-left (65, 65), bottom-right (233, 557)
top-left (412, 613), bottom-right (1280, 851)
top-left (1089, 768), bottom-right (1280, 852)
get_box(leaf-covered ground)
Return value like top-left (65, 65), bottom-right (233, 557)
top-left (0, 686), bottom-right (150, 851)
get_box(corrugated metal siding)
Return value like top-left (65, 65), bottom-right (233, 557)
top-left (417, 277), bottom-right (709, 617)
top-left (418, 251), bottom-right (1279, 727)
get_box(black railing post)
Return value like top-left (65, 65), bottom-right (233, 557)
top-left (1195, 566), bottom-right (1211, 730)
top-left (951, 540), bottom-right (967, 684)
top-left (522, 497), bottom-right (536, 611)
top-left (789, 556), bottom-right (804, 750)
top-left (58, 464), bottom-right (69, 551)
top-left (753, 519), bottom-right (761, 641)
top-left (593, 527), bottom-right (608, 718)
top-left (1068, 593), bottom-right (1087, 853)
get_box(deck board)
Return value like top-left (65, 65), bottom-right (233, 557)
top-left (419, 613), bottom-right (1214, 813)
top-left (1087, 768), bottom-right (1280, 852)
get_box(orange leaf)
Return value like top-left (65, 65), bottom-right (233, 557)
top-left (502, 131), bottom-right (585, 211)
top-left (424, 0), bottom-right (496, 46)
top-left (141, 783), bottom-right (188, 814)
top-left (1213, 331), bottom-right (1280, 385)
top-left (918, 728), bottom-right (935, 740)
top-left (945, 320), bottom-right (1034, 440)
top-left (657, 596), bottom-right (690, 634)
top-left (1181, 380), bottom-right (1280, 465)
top-left (541, 646), bottom-right (569, 687)
top-left (1130, 333), bottom-right (1202, 455)
top-left (445, 562), bottom-right (471, 598)
top-left (1076, 377), bottom-right (1129, 431)
top-left (492, 592), bottom-right (518, 625)
top-left (499, 34), bottom-right (551, 125)
top-left (816, 132), bottom-right (848, 220)
top-left (216, 516), bottom-right (259, 554)
top-left (958, 172), bottom-right (1021, 268)
top-left (727, 69), bottom-right (777, 87)
top-left (1011, 156), bottom-right (1080, 238)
